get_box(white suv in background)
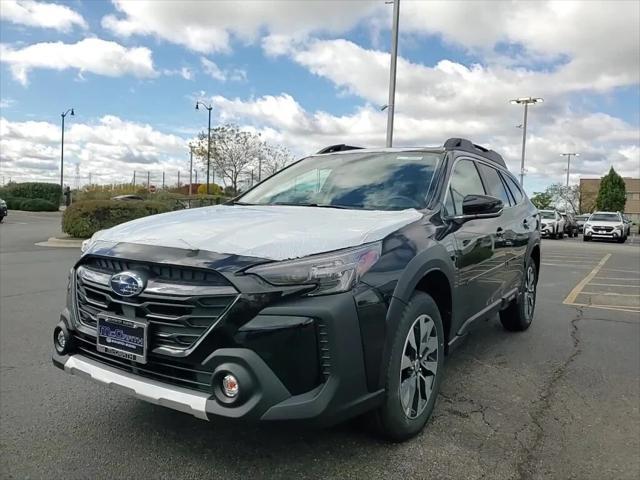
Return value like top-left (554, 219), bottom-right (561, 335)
top-left (539, 209), bottom-right (565, 239)
top-left (584, 211), bottom-right (627, 243)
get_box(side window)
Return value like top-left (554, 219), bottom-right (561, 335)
top-left (503, 173), bottom-right (524, 204)
top-left (448, 159), bottom-right (486, 215)
top-left (476, 163), bottom-right (512, 207)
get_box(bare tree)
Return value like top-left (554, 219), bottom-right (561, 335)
top-left (260, 143), bottom-right (295, 179)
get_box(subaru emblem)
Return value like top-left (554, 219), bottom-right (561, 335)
top-left (109, 271), bottom-right (145, 297)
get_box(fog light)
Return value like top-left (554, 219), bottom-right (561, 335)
top-left (54, 327), bottom-right (69, 355)
top-left (222, 374), bottom-right (239, 398)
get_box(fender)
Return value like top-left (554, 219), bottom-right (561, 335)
top-left (377, 240), bottom-right (455, 389)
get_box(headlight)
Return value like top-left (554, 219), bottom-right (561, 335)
top-left (584, 223), bottom-right (591, 229)
top-left (80, 230), bottom-right (105, 253)
top-left (246, 242), bottom-right (382, 296)
top-left (615, 224), bottom-right (623, 231)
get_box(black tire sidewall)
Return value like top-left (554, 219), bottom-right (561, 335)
top-left (377, 292), bottom-right (445, 441)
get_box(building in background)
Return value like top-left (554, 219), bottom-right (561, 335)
top-left (580, 177), bottom-right (640, 222)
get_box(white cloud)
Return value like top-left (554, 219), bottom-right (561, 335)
top-left (0, 98), bottom-right (16, 109)
top-left (0, 38), bottom-right (157, 85)
top-left (0, 116), bottom-right (189, 185)
top-left (163, 67), bottom-right (194, 80)
top-left (101, 0), bottom-right (379, 53)
top-left (0, 0), bottom-right (87, 32)
top-left (200, 57), bottom-right (246, 82)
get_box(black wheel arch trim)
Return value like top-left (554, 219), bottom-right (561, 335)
top-left (377, 242), bottom-right (455, 389)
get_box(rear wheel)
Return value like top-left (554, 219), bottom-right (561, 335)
top-left (373, 292), bottom-right (445, 441)
top-left (500, 261), bottom-right (537, 332)
top-left (583, 235), bottom-right (591, 242)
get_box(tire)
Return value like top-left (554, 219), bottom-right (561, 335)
top-left (558, 230), bottom-right (564, 239)
top-left (373, 292), bottom-right (445, 441)
top-left (500, 260), bottom-right (537, 332)
top-left (583, 236), bottom-right (591, 242)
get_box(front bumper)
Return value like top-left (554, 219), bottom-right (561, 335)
top-left (53, 288), bottom-right (385, 425)
top-left (541, 225), bottom-right (555, 236)
top-left (584, 228), bottom-right (621, 239)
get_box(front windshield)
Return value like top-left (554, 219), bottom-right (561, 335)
top-left (590, 213), bottom-right (620, 222)
top-left (540, 211), bottom-right (556, 219)
top-left (577, 215), bottom-right (590, 220)
top-left (238, 151), bottom-right (443, 210)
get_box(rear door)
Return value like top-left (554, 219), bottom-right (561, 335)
top-left (446, 158), bottom-right (507, 323)
top-left (501, 171), bottom-right (531, 289)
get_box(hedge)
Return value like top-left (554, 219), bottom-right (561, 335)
top-left (62, 200), bottom-right (170, 238)
top-left (1, 182), bottom-right (62, 205)
top-left (4, 196), bottom-right (59, 211)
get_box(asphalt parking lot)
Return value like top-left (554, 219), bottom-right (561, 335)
top-left (1, 211), bottom-right (638, 480)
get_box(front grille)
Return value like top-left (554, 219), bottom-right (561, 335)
top-left (593, 226), bottom-right (613, 232)
top-left (74, 256), bottom-right (238, 352)
top-left (71, 330), bottom-right (214, 392)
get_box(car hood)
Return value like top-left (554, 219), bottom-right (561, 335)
top-left (540, 219), bottom-right (557, 224)
top-left (91, 205), bottom-right (424, 261)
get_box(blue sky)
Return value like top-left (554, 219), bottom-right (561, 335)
top-left (1, 0), bottom-right (638, 194)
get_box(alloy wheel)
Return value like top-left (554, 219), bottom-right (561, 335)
top-left (524, 265), bottom-right (536, 320)
top-left (399, 314), bottom-right (439, 419)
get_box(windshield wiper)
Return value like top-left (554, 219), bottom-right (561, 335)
top-left (272, 202), bottom-right (361, 210)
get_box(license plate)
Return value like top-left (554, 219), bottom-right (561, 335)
top-left (96, 314), bottom-right (147, 364)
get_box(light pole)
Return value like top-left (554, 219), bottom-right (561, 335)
top-left (60, 108), bottom-right (74, 199)
top-left (385, 0), bottom-right (400, 148)
top-left (195, 101), bottom-right (213, 194)
top-left (188, 144), bottom-right (194, 196)
top-left (560, 153), bottom-right (579, 187)
top-left (510, 97), bottom-right (543, 186)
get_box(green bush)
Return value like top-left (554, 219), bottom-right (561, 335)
top-left (2, 182), bottom-right (62, 205)
top-left (62, 200), bottom-right (170, 238)
top-left (4, 196), bottom-right (58, 211)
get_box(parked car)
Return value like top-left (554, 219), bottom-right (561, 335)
top-left (583, 211), bottom-right (627, 243)
top-left (539, 209), bottom-right (565, 239)
top-left (0, 198), bottom-right (7, 223)
top-left (111, 194), bottom-right (145, 201)
top-left (560, 212), bottom-right (579, 237)
top-left (575, 214), bottom-right (590, 233)
top-left (53, 138), bottom-right (540, 441)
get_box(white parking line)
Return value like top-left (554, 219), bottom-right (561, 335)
top-left (563, 254), bottom-right (611, 305)
top-left (588, 283), bottom-right (640, 288)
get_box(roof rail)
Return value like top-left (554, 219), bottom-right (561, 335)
top-left (316, 144), bottom-right (364, 154)
top-left (444, 138), bottom-right (506, 167)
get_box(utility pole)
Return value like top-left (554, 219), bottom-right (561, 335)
top-left (60, 108), bottom-right (74, 201)
top-left (561, 153), bottom-right (579, 187)
top-left (133, 170), bottom-right (136, 185)
top-left (147, 171), bottom-right (150, 190)
top-left (385, 0), bottom-right (400, 148)
top-left (88, 172), bottom-right (92, 185)
top-left (195, 101), bottom-right (213, 194)
top-left (510, 97), bottom-right (544, 186)
top-left (177, 170), bottom-right (181, 188)
top-left (162, 171), bottom-right (165, 190)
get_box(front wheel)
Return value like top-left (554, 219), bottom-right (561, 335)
top-left (500, 261), bottom-right (537, 331)
top-left (373, 292), bottom-right (445, 441)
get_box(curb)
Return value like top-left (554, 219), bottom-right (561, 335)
top-left (35, 237), bottom-right (84, 248)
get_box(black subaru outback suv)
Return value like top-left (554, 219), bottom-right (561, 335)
top-left (53, 138), bottom-right (540, 441)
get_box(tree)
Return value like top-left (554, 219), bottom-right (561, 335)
top-left (260, 144), bottom-right (295, 178)
top-left (596, 167), bottom-right (626, 211)
top-left (530, 191), bottom-right (553, 209)
top-left (194, 125), bottom-right (262, 195)
top-left (546, 183), bottom-right (581, 214)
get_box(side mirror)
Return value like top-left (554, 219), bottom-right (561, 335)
top-left (458, 194), bottom-right (503, 220)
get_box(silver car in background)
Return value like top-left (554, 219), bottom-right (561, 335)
top-left (583, 211), bottom-right (628, 243)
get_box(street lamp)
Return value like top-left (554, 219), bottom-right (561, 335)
top-left (510, 97), bottom-right (543, 186)
top-left (60, 108), bottom-right (74, 200)
top-left (195, 101), bottom-right (213, 194)
top-left (561, 153), bottom-right (579, 187)
top-left (385, 0), bottom-right (400, 148)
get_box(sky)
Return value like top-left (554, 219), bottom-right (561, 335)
top-left (0, 0), bottom-right (639, 194)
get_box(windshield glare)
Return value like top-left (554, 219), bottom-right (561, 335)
top-left (590, 213), bottom-right (620, 222)
top-left (239, 151), bottom-right (443, 210)
top-left (540, 211), bottom-right (555, 219)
